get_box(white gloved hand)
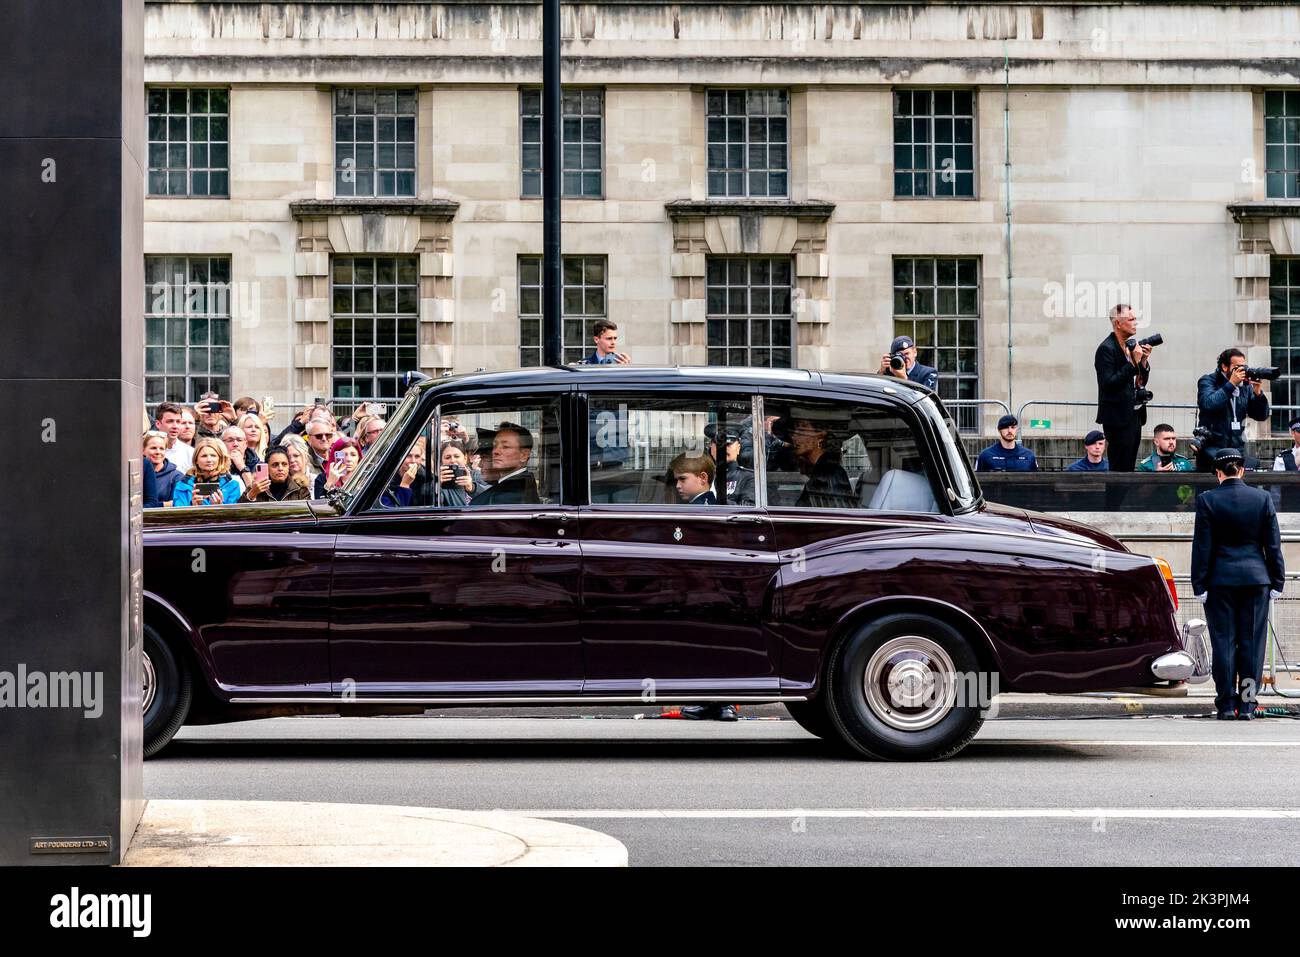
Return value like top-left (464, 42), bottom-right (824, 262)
top-left (1271, 589), bottom-right (1284, 601)
top-left (1194, 593), bottom-right (1208, 603)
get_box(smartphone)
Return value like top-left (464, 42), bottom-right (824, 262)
top-left (262, 395), bottom-right (274, 415)
top-left (333, 450), bottom-right (345, 464)
top-left (370, 402), bottom-right (387, 417)
top-left (314, 396), bottom-right (326, 408)
top-left (195, 482), bottom-right (221, 499)
top-left (255, 463), bottom-right (270, 484)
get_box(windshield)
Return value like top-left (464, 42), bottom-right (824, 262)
top-left (339, 386), bottom-right (425, 502)
top-left (918, 396), bottom-right (980, 511)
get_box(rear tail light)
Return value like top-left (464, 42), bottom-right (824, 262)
top-left (1153, 556), bottom-right (1178, 610)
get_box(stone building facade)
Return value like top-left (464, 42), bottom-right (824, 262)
top-left (142, 1), bottom-right (1300, 436)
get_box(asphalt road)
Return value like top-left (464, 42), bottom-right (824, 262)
top-left (145, 713), bottom-right (1300, 866)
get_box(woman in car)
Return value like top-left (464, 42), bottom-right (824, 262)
top-left (784, 416), bottom-right (854, 509)
top-left (173, 437), bottom-right (244, 507)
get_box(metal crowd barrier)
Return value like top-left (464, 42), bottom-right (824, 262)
top-left (1014, 400), bottom-right (1201, 440)
top-left (942, 399), bottom-right (1012, 436)
top-left (1173, 576), bottom-right (1300, 676)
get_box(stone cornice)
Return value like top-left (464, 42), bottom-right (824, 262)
top-left (290, 199), bottom-right (460, 220)
top-left (665, 199), bottom-right (835, 221)
top-left (1228, 202), bottom-right (1300, 223)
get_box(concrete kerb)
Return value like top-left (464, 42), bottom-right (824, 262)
top-left (123, 800), bottom-right (628, 867)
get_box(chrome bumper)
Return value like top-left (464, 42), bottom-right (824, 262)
top-left (1152, 619), bottom-right (1212, 684)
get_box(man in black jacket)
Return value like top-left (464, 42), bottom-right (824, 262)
top-left (1191, 447), bottom-right (1285, 720)
top-left (1194, 348), bottom-right (1269, 471)
top-left (470, 423), bottom-right (541, 506)
top-left (1094, 303), bottom-right (1153, 472)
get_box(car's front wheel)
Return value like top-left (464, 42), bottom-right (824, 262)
top-left (827, 613), bottom-right (987, 761)
top-left (143, 623), bottom-right (192, 759)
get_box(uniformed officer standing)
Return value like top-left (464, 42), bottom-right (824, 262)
top-left (1191, 447), bottom-right (1285, 720)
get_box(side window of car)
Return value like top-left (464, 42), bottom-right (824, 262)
top-left (588, 395), bottom-right (755, 506)
top-left (372, 398), bottom-right (563, 509)
top-left (763, 399), bottom-right (939, 513)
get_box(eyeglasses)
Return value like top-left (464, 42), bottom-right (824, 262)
top-left (309, 431), bottom-right (336, 440)
top-left (365, 427), bottom-right (385, 436)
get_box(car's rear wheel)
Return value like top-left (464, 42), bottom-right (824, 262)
top-left (143, 623), bottom-right (192, 759)
top-left (783, 699), bottom-right (837, 740)
top-left (827, 613), bottom-right (987, 761)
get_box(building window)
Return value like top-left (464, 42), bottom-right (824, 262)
top-left (1270, 258), bottom-right (1300, 431)
top-left (893, 257), bottom-right (980, 426)
top-left (893, 90), bottom-right (975, 198)
top-left (521, 88), bottom-right (603, 198)
top-left (1265, 91), bottom-right (1300, 200)
top-left (144, 256), bottom-right (232, 405)
top-left (706, 257), bottom-right (793, 367)
top-left (707, 89), bottom-right (788, 198)
top-left (518, 255), bottom-right (607, 366)
top-left (147, 88), bottom-right (229, 197)
top-left (334, 89), bottom-right (417, 198)
top-left (331, 256), bottom-right (419, 400)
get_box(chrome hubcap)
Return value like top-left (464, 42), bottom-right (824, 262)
top-left (142, 650), bottom-right (157, 714)
top-left (863, 636), bottom-right (957, 731)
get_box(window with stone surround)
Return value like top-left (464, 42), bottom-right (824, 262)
top-left (1265, 91), bottom-right (1300, 200)
top-left (893, 257), bottom-right (981, 427)
top-left (147, 88), bottom-right (229, 197)
top-left (518, 255), bottom-right (607, 366)
top-left (144, 256), bottom-right (232, 405)
top-left (893, 90), bottom-right (975, 199)
top-left (331, 256), bottom-right (420, 401)
top-left (705, 257), bottom-right (794, 368)
top-left (520, 88), bottom-right (604, 198)
top-left (334, 88), bottom-right (417, 198)
top-left (706, 89), bottom-right (789, 198)
top-left (1269, 257), bottom-right (1300, 432)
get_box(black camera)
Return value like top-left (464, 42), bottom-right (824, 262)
top-left (889, 353), bottom-right (907, 371)
top-left (1134, 388), bottom-right (1154, 404)
top-left (1124, 333), bottom-right (1164, 351)
top-left (1246, 366), bottom-right (1281, 382)
top-left (441, 463), bottom-right (466, 488)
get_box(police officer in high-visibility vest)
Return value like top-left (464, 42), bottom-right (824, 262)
top-left (1191, 447), bottom-right (1286, 720)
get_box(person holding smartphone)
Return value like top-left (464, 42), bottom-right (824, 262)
top-left (436, 440), bottom-right (486, 507)
top-left (242, 447), bottom-right (310, 502)
top-left (315, 437), bottom-right (362, 498)
top-left (172, 437), bottom-right (244, 507)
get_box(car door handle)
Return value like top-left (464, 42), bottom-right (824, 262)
top-left (726, 514), bottom-right (766, 524)
top-left (532, 512), bottom-right (570, 523)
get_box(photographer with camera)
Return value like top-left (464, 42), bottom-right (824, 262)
top-left (1094, 304), bottom-right (1159, 472)
top-left (878, 336), bottom-right (938, 391)
top-left (1195, 348), bottom-right (1271, 471)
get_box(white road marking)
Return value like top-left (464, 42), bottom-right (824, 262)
top-left (515, 808), bottom-right (1300, 820)
top-left (978, 740), bottom-right (1300, 747)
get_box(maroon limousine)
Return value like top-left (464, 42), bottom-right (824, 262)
top-left (142, 366), bottom-right (1204, 760)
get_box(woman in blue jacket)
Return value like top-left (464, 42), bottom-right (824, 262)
top-left (173, 437), bottom-right (245, 507)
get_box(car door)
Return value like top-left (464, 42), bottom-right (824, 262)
top-left (327, 390), bottom-right (584, 696)
top-left (578, 390), bottom-right (781, 695)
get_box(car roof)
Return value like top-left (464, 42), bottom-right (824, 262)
top-left (412, 365), bottom-right (932, 403)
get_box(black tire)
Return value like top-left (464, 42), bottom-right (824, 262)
top-left (784, 699), bottom-right (838, 740)
top-left (827, 613), bottom-right (988, 761)
top-left (143, 623), bottom-right (192, 759)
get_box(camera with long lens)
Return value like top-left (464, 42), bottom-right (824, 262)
top-left (1124, 332), bottom-right (1164, 351)
top-left (1190, 425), bottom-right (1214, 452)
top-left (1246, 366), bottom-right (1281, 382)
top-left (889, 353), bottom-right (907, 371)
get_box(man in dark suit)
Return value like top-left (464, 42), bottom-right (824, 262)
top-left (1191, 447), bottom-right (1285, 720)
top-left (1195, 348), bottom-right (1270, 471)
top-left (1094, 303), bottom-right (1154, 472)
top-left (469, 423), bottom-right (541, 506)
